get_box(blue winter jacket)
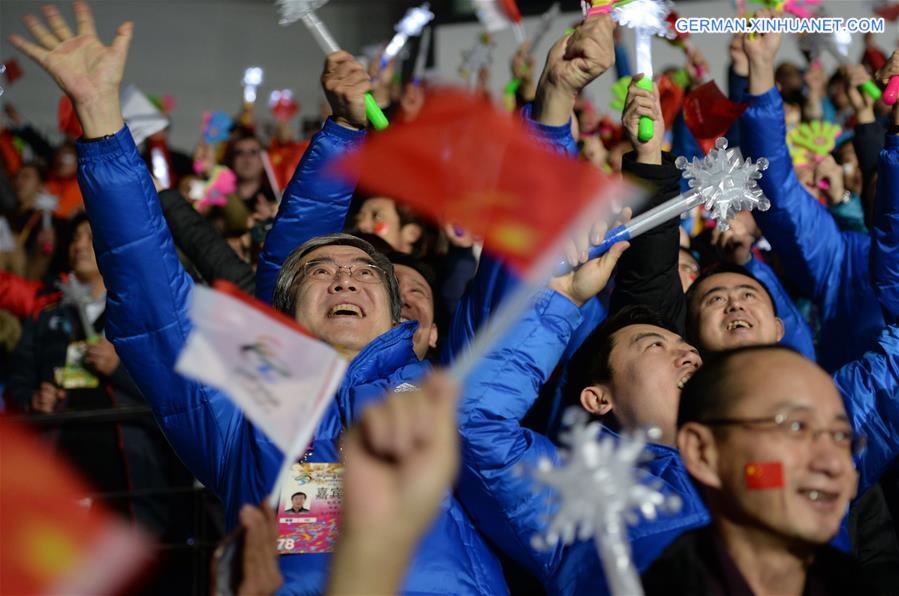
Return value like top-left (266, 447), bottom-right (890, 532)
top-left (76, 127), bottom-right (507, 595)
top-left (458, 283), bottom-right (899, 595)
top-left (739, 87), bottom-right (884, 371)
top-left (458, 288), bottom-right (711, 596)
top-left (872, 134), bottom-right (899, 324)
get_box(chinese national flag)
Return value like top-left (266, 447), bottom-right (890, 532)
top-left (0, 419), bottom-right (151, 594)
top-left (683, 81), bottom-right (748, 154)
top-left (334, 88), bottom-right (626, 273)
top-left (744, 461), bottom-right (785, 490)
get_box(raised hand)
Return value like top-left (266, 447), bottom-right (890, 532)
top-left (550, 210), bottom-right (631, 308)
top-left (711, 211), bottom-right (759, 266)
top-left (9, 1), bottom-right (132, 138)
top-left (328, 373), bottom-right (460, 595)
top-left (622, 75), bottom-right (663, 165)
top-left (743, 9), bottom-right (782, 95)
top-left (533, 14), bottom-right (615, 126)
top-left (875, 51), bottom-right (899, 127)
top-left (844, 64), bottom-right (877, 125)
top-left (321, 51), bottom-right (371, 131)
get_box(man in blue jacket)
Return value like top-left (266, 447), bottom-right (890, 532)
top-left (10, 3), bottom-right (507, 593)
top-left (737, 21), bottom-right (886, 372)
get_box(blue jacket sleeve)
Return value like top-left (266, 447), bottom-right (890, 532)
top-left (457, 289), bottom-right (584, 581)
top-left (255, 118), bottom-right (366, 303)
top-left (872, 134), bottom-right (899, 324)
top-left (76, 127), bottom-right (248, 497)
top-left (739, 87), bottom-right (847, 304)
top-left (745, 256), bottom-right (816, 360)
top-left (726, 66), bottom-right (748, 148)
top-left (519, 103), bottom-right (577, 156)
top-left (834, 324), bottom-right (899, 496)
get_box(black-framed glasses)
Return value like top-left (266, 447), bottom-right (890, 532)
top-left (301, 259), bottom-right (386, 285)
top-left (699, 411), bottom-right (866, 457)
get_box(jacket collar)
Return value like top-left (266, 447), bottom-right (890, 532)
top-left (345, 320), bottom-right (423, 386)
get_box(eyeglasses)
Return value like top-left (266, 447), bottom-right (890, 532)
top-left (234, 148), bottom-right (260, 157)
top-left (301, 259), bottom-right (385, 284)
top-left (699, 411), bottom-right (866, 457)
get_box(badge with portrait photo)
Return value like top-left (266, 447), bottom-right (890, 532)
top-left (276, 462), bottom-right (342, 554)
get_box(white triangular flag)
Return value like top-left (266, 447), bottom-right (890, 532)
top-left (120, 85), bottom-right (169, 146)
top-left (176, 283), bottom-right (347, 455)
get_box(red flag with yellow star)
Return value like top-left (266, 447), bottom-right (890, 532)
top-left (744, 461), bottom-right (785, 490)
top-left (333, 88), bottom-right (627, 273)
top-left (0, 419), bottom-right (151, 594)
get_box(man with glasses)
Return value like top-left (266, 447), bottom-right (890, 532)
top-left (10, 3), bottom-right (509, 593)
top-left (643, 346), bottom-right (873, 594)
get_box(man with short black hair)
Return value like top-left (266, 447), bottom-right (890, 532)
top-left (643, 345), bottom-right (872, 595)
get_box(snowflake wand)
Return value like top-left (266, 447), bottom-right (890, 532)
top-left (554, 137), bottom-right (770, 275)
top-left (531, 409), bottom-right (682, 595)
top-left (276, 0), bottom-right (389, 130)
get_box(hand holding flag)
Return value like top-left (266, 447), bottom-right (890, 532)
top-left (175, 281), bottom-right (348, 506)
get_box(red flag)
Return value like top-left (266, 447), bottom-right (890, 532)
top-left (499, 0), bottom-right (522, 23)
top-left (57, 95), bottom-right (83, 139)
top-left (683, 81), bottom-right (748, 154)
top-left (334, 88), bottom-right (626, 273)
top-left (744, 461), bottom-right (785, 490)
top-left (3, 58), bottom-right (22, 84)
top-left (0, 419), bottom-right (151, 594)
top-left (658, 74), bottom-right (685, 131)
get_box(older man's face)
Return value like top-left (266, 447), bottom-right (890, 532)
top-left (293, 245), bottom-right (393, 355)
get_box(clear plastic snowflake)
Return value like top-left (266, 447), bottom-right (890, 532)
top-left (612, 0), bottom-right (676, 39)
top-left (676, 137), bottom-right (770, 230)
top-left (530, 408), bottom-right (681, 594)
top-left (276, 0), bottom-right (330, 25)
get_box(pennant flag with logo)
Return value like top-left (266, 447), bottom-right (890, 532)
top-left (334, 88), bottom-right (631, 274)
top-left (683, 81), bottom-right (748, 154)
top-left (121, 85), bottom-right (170, 146)
top-left (744, 461), bottom-right (785, 490)
top-left (175, 281), bottom-right (347, 456)
top-left (0, 418), bottom-right (151, 594)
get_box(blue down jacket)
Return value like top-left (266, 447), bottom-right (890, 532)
top-left (739, 87), bottom-right (884, 372)
top-left (872, 134), bottom-right (899, 324)
top-left (457, 288), bottom-right (711, 595)
top-left (458, 283), bottom-right (899, 595)
top-left (76, 127), bottom-right (507, 595)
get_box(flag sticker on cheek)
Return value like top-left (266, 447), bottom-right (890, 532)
top-left (744, 461), bottom-right (784, 490)
top-left (373, 222), bottom-right (389, 236)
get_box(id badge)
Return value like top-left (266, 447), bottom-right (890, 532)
top-left (54, 341), bottom-right (99, 389)
top-left (276, 462), bottom-right (342, 554)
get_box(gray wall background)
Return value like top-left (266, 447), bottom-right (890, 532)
top-left (1, 0), bottom-right (897, 150)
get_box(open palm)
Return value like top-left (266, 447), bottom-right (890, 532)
top-left (10, 2), bottom-right (132, 108)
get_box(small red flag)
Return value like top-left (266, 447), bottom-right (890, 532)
top-left (334, 88), bottom-right (627, 273)
top-left (683, 81), bottom-right (748, 154)
top-left (499, 0), bottom-right (522, 23)
top-left (58, 95), bottom-right (83, 139)
top-left (0, 419), bottom-right (151, 594)
top-left (744, 461), bottom-right (785, 490)
top-left (658, 74), bottom-right (685, 132)
top-left (3, 58), bottom-right (23, 84)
